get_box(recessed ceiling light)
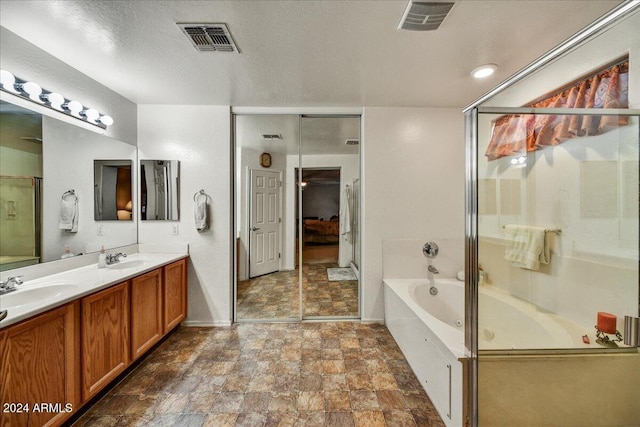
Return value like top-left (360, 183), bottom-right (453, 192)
top-left (471, 63), bottom-right (497, 79)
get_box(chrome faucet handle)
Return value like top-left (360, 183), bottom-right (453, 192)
top-left (1, 276), bottom-right (23, 289)
top-left (0, 310), bottom-right (7, 322)
top-left (423, 241), bottom-right (439, 259)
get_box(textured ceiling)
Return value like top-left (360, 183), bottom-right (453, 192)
top-left (0, 1), bottom-right (621, 108)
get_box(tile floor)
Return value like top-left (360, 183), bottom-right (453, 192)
top-left (71, 322), bottom-right (445, 427)
top-left (237, 263), bottom-right (358, 320)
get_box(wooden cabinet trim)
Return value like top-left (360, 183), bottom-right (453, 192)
top-left (163, 258), bottom-right (187, 333)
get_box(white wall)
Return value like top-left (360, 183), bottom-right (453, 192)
top-left (362, 107), bottom-right (465, 321)
top-left (0, 27), bottom-right (137, 145)
top-left (137, 105), bottom-right (232, 326)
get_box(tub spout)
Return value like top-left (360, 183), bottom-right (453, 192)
top-left (428, 265), bottom-right (439, 274)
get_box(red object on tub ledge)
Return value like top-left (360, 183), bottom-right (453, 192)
top-left (597, 312), bottom-right (617, 334)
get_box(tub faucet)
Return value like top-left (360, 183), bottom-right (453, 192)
top-left (428, 265), bottom-right (439, 274)
top-left (106, 252), bottom-right (127, 265)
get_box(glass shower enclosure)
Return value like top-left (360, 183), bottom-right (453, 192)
top-left (464, 3), bottom-right (640, 426)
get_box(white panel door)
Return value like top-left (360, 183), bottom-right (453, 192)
top-left (249, 169), bottom-right (280, 278)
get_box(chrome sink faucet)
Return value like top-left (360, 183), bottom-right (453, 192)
top-left (106, 252), bottom-right (127, 265)
top-left (0, 276), bottom-right (23, 295)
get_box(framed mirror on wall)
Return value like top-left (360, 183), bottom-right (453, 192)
top-left (140, 160), bottom-right (180, 221)
top-left (233, 113), bottom-right (361, 322)
top-left (0, 99), bottom-right (137, 272)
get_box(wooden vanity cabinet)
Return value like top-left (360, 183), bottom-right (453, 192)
top-left (0, 302), bottom-right (80, 427)
top-left (81, 281), bottom-right (129, 402)
top-left (163, 259), bottom-right (187, 333)
top-left (130, 269), bottom-right (163, 361)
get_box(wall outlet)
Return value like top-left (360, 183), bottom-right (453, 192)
top-left (97, 225), bottom-right (104, 236)
top-left (171, 224), bottom-right (179, 235)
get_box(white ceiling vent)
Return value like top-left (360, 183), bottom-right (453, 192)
top-left (177, 23), bottom-right (239, 53)
top-left (398, 1), bottom-right (455, 31)
top-left (345, 139), bottom-right (360, 146)
top-left (262, 134), bottom-right (283, 140)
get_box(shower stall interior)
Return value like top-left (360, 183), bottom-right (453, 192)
top-left (464, 3), bottom-right (640, 426)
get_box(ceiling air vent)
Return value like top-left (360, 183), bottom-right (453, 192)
top-left (262, 134), bottom-right (283, 140)
top-left (177, 23), bottom-right (239, 53)
top-left (398, 1), bottom-right (455, 31)
top-left (345, 139), bottom-right (360, 146)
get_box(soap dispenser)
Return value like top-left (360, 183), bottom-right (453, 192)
top-left (61, 245), bottom-right (74, 259)
top-left (98, 246), bottom-right (107, 268)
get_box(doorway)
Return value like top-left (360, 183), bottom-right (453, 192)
top-left (234, 114), bottom-right (360, 321)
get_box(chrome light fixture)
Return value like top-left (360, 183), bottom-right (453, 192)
top-left (0, 69), bottom-right (114, 129)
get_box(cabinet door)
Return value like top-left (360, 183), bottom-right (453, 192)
top-left (81, 282), bottom-right (129, 402)
top-left (131, 269), bottom-right (163, 361)
top-left (0, 302), bottom-right (80, 427)
top-left (163, 259), bottom-right (187, 333)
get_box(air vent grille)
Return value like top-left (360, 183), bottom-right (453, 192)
top-left (398, 1), bottom-right (455, 31)
top-left (262, 134), bottom-right (283, 140)
top-left (345, 139), bottom-right (360, 145)
top-left (178, 23), bottom-right (239, 53)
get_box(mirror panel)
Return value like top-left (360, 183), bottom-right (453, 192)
top-left (94, 160), bottom-right (133, 221)
top-left (140, 160), bottom-right (180, 221)
top-left (0, 99), bottom-right (137, 271)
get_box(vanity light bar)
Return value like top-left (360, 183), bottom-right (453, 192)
top-left (0, 70), bottom-right (113, 129)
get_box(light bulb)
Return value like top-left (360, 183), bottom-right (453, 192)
top-left (0, 70), bottom-right (19, 93)
top-left (98, 115), bottom-right (113, 126)
top-left (64, 100), bottom-right (83, 117)
top-left (15, 81), bottom-right (43, 102)
top-left (41, 92), bottom-right (65, 110)
top-left (471, 64), bottom-right (498, 79)
top-left (81, 108), bottom-right (100, 124)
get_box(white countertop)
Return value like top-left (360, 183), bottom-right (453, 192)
top-left (0, 249), bottom-right (188, 329)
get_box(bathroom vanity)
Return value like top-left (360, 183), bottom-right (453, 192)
top-left (0, 251), bottom-right (187, 426)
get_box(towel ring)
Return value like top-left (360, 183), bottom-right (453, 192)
top-left (62, 189), bottom-right (76, 199)
top-left (194, 189), bottom-right (207, 201)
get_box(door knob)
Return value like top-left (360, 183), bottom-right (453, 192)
top-left (251, 227), bottom-right (261, 231)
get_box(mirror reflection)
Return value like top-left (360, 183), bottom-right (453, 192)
top-left (140, 160), bottom-right (180, 221)
top-left (234, 114), bottom-right (361, 321)
top-left (0, 99), bottom-right (137, 272)
top-left (94, 160), bottom-right (133, 221)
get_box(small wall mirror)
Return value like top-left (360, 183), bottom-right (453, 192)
top-left (94, 160), bottom-right (133, 221)
top-left (140, 160), bottom-right (180, 220)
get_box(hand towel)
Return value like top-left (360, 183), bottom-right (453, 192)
top-left (194, 193), bottom-right (208, 231)
top-left (59, 193), bottom-right (78, 233)
top-left (340, 186), bottom-right (351, 242)
top-left (504, 225), bottom-right (549, 270)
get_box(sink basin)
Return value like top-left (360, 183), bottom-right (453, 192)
top-left (107, 259), bottom-right (147, 270)
top-left (1, 282), bottom-right (79, 310)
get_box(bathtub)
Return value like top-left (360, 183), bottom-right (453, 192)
top-left (384, 278), bottom-right (466, 427)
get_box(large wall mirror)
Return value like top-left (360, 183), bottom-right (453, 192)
top-left (140, 160), bottom-right (180, 221)
top-left (234, 114), bottom-right (361, 321)
top-left (0, 99), bottom-right (137, 271)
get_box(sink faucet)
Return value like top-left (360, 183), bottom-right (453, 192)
top-left (0, 276), bottom-right (23, 295)
top-left (106, 252), bottom-right (127, 265)
top-left (428, 265), bottom-right (439, 274)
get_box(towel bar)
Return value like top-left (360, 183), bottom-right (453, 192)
top-left (502, 225), bottom-right (561, 234)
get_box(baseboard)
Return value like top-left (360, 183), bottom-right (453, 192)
top-left (182, 320), bottom-right (232, 327)
top-left (361, 318), bottom-right (385, 325)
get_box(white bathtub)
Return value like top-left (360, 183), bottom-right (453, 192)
top-left (384, 278), bottom-right (466, 427)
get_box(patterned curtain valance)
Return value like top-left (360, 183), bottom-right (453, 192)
top-left (485, 60), bottom-right (629, 161)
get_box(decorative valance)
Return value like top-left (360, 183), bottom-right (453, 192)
top-left (485, 60), bottom-right (629, 161)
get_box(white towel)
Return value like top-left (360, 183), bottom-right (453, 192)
top-left (504, 225), bottom-right (550, 271)
top-left (194, 193), bottom-right (208, 231)
top-left (340, 186), bottom-right (351, 242)
top-left (59, 193), bottom-right (78, 233)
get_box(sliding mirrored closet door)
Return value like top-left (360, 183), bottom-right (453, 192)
top-left (234, 114), bottom-right (361, 321)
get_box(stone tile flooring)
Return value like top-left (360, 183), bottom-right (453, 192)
top-left (237, 263), bottom-right (358, 320)
top-left (71, 322), bottom-right (445, 426)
